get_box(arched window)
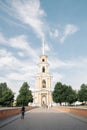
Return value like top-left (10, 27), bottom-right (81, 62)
top-left (42, 80), bottom-right (46, 88)
top-left (42, 66), bottom-right (45, 73)
top-left (42, 59), bottom-right (45, 62)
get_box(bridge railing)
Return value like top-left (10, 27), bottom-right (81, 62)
top-left (54, 106), bottom-right (87, 117)
top-left (0, 106), bottom-right (35, 119)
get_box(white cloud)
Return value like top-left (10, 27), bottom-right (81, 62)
top-left (0, 53), bottom-right (36, 96)
top-left (3, 0), bottom-right (46, 40)
top-left (45, 43), bottom-right (50, 52)
top-left (61, 65), bottom-right (87, 90)
top-left (64, 24), bottom-right (78, 36)
top-left (0, 32), bottom-right (7, 43)
top-left (50, 29), bottom-right (60, 38)
top-left (52, 72), bottom-right (64, 87)
top-left (60, 24), bottom-right (79, 43)
top-left (0, 49), bottom-right (11, 57)
top-left (0, 49), bottom-right (18, 70)
top-left (49, 57), bottom-right (76, 70)
top-left (0, 52), bottom-right (22, 71)
top-left (8, 35), bottom-right (39, 60)
top-left (49, 56), bottom-right (87, 90)
top-left (0, 32), bottom-right (38, 60)
top-left (0, 48), bottom-right (37, 96)
top-left (49, 58), bottom-right (67, 70)
top-left (50, 56), bottom-right (87, 71)
top-left (50, 24), bottom-right (79, 43)
top-left (1, 0), bottom-right (79, 45)
top-left (17, 52), bottom-right (25, 57)
top-left (65, 57), bottom-right (87, 69)
top-left (0, 33), bottom-right (38, 90)
top-left (8, 35), bottom-right (29, 50)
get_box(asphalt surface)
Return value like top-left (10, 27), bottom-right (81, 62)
top-left (0, 107), bottom-right (87, 130)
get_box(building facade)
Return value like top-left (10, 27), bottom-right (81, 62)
top-left (34, 41), bottom-right (52, 107)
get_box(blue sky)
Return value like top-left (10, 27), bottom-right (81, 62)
top-left (0, 0), bottom-right (87, 97)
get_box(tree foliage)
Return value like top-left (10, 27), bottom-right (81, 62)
top-left (52, 82), bottom-right (65, 105)
top-left (52, 82), bottom-right (77, 105)
top-left (0, 83), bottom-right (14, 106)
top-left (78, 84), bottom-right (87, 104)
top-left (66, 86), bottom-right (77, 105)
top-left (16, 82), bottom-right (33, 106)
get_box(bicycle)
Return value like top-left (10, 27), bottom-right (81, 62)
top-left (21, 111), bottom-right (25, 119)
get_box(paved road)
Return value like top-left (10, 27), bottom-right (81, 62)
top-left (0, 108), bottom-right (87, 130)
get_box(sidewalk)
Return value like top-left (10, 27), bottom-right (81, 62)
top-left (66, 112), bottom-right (87, 124)
top-left (53, 108), bottom-right (87, 124)
top-left (0, 114), bottom-right (20, 128)
top-left (0, 111), bottom-right (31, 128)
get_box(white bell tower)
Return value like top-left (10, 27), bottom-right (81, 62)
top-left (34, 39), bottom-right (52, 107)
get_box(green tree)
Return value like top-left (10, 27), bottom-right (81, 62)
top-left (16, 82), bottom-right (33, 106)
top-left (52, 82), bottom-right (64, 105)
top-left (78, 84), bottom-right (87, 104)
top-left (52, 82), bottom-right (77, 106)
top-left (0, 83), bottom-right (14, 106)
top-left (62, 84), bottom-right (69, 105)
top-left (66, 86), bottom-right (77, 105)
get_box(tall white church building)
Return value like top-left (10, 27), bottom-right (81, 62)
top-left (34, 41), bottom-right (52, 107)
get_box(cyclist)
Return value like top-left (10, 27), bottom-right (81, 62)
top-left (21, 106), bottom-right (25, 119)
